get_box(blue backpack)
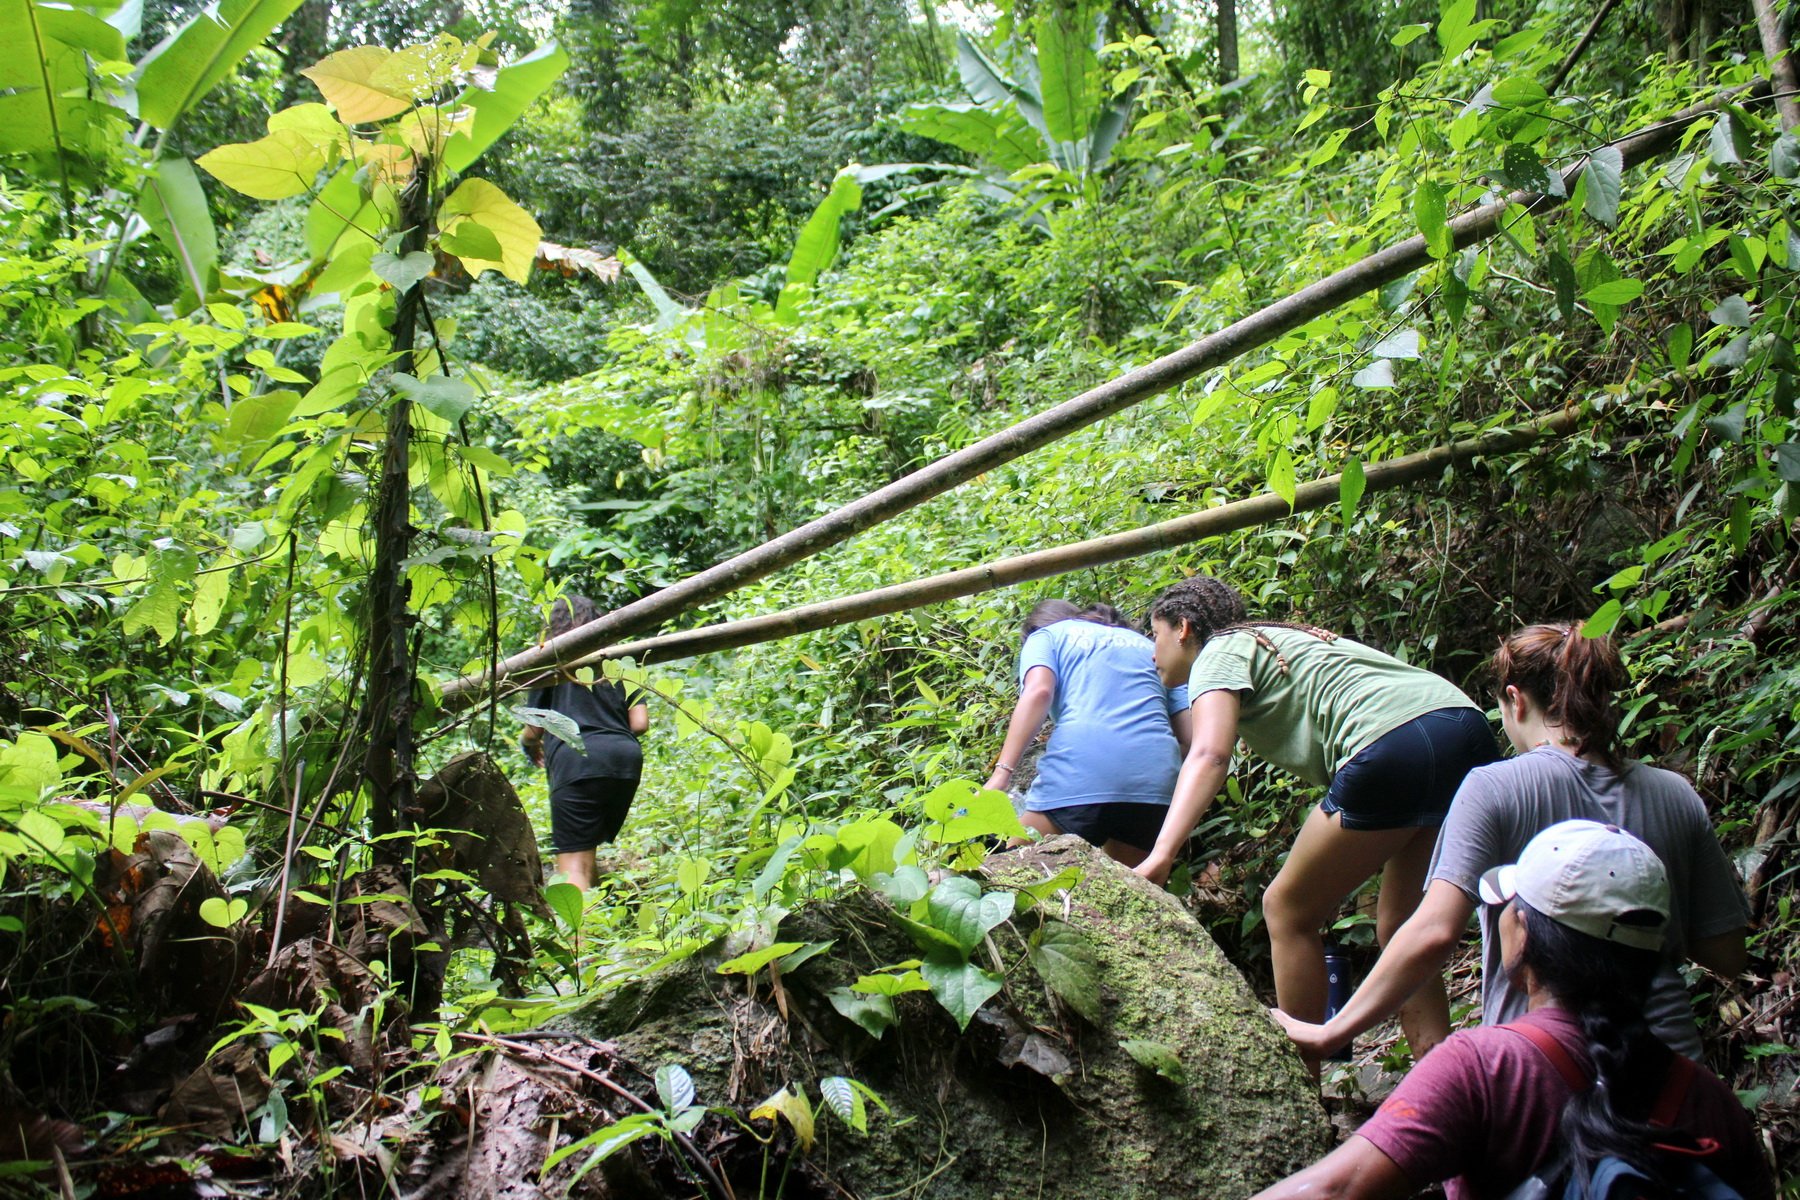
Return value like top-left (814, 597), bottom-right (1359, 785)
top-left (1499, 1021), bottom-right (1746, 1200)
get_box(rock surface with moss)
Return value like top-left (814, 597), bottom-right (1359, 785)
top-left (550, 835), bottom-right (1332, 1198)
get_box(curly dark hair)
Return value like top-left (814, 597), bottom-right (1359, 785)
top-left (1147, 577), bottom-right (1248, 644)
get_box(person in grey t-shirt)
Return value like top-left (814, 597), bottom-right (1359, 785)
top-left (1274, 623), bottom-right (1748, 1062)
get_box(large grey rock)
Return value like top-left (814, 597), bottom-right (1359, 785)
top-left (545, 835), bottom-right (1332, 1199)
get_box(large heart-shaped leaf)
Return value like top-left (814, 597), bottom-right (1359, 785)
top-left (1029, 920), bottom-right (1102, 1023)
top-left (926, 876), bottom-right (1014, 953)
top-left (921, 954), bottom-right (1004, 1031)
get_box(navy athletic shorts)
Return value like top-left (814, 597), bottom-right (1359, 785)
top-left (1320, 706), bottom-right (1498, 831)
top-left (550, 776), bottom-right (639, 853)
top-left (1034, 801), bottom-right (1170, 851)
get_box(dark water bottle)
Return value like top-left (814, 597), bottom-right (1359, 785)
top-left (1322, 945), bottom-right (1353, 1062)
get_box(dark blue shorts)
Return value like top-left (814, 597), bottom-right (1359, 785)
top-left (1034, 801), bottom-right (1169, 851)
top-left (1321, 707), bottom-right (1498, 831)
top-left (550, 775), bottom-right (639, 853)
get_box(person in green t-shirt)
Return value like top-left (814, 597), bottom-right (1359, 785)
top-left (1135, 576), bottom-right (1497, 1058)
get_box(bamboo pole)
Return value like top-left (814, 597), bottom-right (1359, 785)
top-left (552, 410), bottom-right (1583, 670)
top-left (440, 81), bottom-right (1766, 709)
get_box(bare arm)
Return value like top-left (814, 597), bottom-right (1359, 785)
top-left (1169, 707), bottom-right (1194, 758)
top-left (1272, 879), bottom-right (1476, 1061)
top-left (520, 724), bottom-right (545, 767)
top-left (1248, 1135), bottom-right (1415, 1200)
top-left (985, 666), bottom-right (1055, 793)
top-left (628, 703), bottom-right (649, 736)
top-left (1688, 927), bottom-right (1748, 979)
top-left (1133, 688), bottom-right (1239, 885)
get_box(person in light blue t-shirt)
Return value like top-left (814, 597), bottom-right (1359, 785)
top-left (984, 599), bottom-right (1192, 865)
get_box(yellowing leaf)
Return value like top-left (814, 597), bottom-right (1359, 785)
top-left (367, 34), bottom-right (466, 100)
top-left (266, 103), bottom-right (347, 154)
top-left (351, 140), bottom-right (416, 187)
top-left (437, 178), bottom-right (540, 283)
top-left (197, 129), bottom-right (330, 200)
top-left (302, 47), bottom-right (414, 123)
top-left (395, 104), bottom-right (475, 156)
top-left (750, 1086), bottom-right (815, 1151)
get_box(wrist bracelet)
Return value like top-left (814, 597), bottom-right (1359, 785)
top-left (995, 762), bottom-right (1015, 774)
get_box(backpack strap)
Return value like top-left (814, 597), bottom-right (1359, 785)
top-left (1648, 1053), bottom-right (1698, 1128)
top-left (1500, 1019), bottom-right (1591, 1091)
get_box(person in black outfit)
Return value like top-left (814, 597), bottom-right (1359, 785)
top-left (519, 595), bottom-right (649, 889)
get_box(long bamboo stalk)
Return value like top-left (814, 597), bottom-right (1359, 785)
top-left (552, 410), bottom-right (1582, 670)
top-left (441, 81), bottom-right (1765, 709)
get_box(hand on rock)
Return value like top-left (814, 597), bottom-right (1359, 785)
top-left (1269, 1007), bottom-right (1332, 1064)
top-left (1133, 855), bottom-right (1172, 886)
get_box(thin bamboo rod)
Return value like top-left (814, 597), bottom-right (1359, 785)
top-left (441, 80), bottom-right (1766, 709)
top-left (558, 410), bottom-right (1582, 669)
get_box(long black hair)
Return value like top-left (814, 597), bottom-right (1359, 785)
top-left (1510, 900), bottom-right (1680, 1193)
top-left (1021, 599), bottom-right (1132, 642)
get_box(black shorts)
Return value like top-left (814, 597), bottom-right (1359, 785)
top-left (1321, 706), bottom-right (1498, 831)
top-left (1034, 801), bottom-right (1169, 851)
top-left (550, 776), bottom-right (639, 853)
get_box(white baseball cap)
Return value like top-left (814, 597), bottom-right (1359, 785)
top-left (1478, 819), bottom-right (1671, 951)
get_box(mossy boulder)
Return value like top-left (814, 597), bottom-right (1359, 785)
top-left (551, 836), bottom-right (1332, 1198)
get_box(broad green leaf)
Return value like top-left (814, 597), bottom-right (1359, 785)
top-left (676, 857), bottom-right (711, 896)
top-left (546, 880), bottom-right (582, 930)
top-left (1393, 23), bottom-right (1430, 46)
top-left (371, 250), bottom-right (434, 293)
top-left (1582, 599), bottom-right (1623, 638)
top-left (437, 178), bottom-right (540, 283)
top-left (921, 954), bottom-right (1004, 1032)
top-left (1339, 457), bottom-right (1366, 523)
top-left (1709, 113), bottom-right (1741, 166)
top-left (871, 864), bottom-right (931, 905)
top-left (1305, 385), bottom-right (1339, 432)
top-left (827, 988), bottom-right (895, 1037)
top-left (1437, 0), bottom-right (1476, 57)
top-left (1413, 180), bottom-right (1450, 259)
top-left (1499, 143), bottom-right (1553, 194)
top-left (1120, 1038), bottom-right (1186, 1083)
top-left (511, 705), bottom-right (584, 754)
top-left (135, 0), bottom-right (303, 130)
top-left (14, 808), bottom-right (65, 857)
top-left (188, 553), bottom-right (234, 636)
top-left (819, 1076), bottom-right (865, 1132)
top-left (1011, 866), bottom-right (1082, 911)
top-left (851, 969), bottom-right (931, 997)
top-left (198, 896), bottom-right (249, 927)
top-left (926, 876), bottom-right (1015, 953)
top-left (225, 389), bottom-right (299, 450)
top-left (439, 221), bottom-right (503, 263)
top-left (300, 46), bottom-right (413, 123)
top-left (776, 169), bottom-right (863, 323)
top-left (921, 780), bottom-right (1026, 842)
top-left (1709, 294), bottom-right (1754, 328)
top-left (1773, 133), bottom-right (1800, 180)
top-left (1582, 146), bottom-right (1623, 227)
top-left (541, 1113), bottom-right (658, 1177)
top-left (835, 816), bottom-right (904, 880)
top-left (1029, 920), bottom-right (1103, 1022)
top-left (124, 546), bottom-right (199, 645)
top-left (1666, 323), bottom-right (1694, 372)
top-left (1582, 279), bottom-right (1643, 306)
top-left (391, 372), bottom-right (476, 422)
top-left (1490, 75), bottom-right (1547, 107)
top-left (899, 102), bottom-right (1042, 173)
top-left (0, 0), bottom-right (126, 158)
top-left (197, 129), bottom-right (329, 200)
top-left (1268, 447), bottom-right (1297, 510)
top-left (446, 42), bottom-right (570, 173)
top-left (1773, 444), bottom-right (1800, 483)
top-left (716, 941), bottom-right (805, 976)
top-left (655, 1063), bottom-right (695, 1113)
top-left (0, 733), bottom-right (61, 807)
top-left (1546, 251), bottom-right (1576, 322)
top-left (1035, 4), bottom-right (1099, 148)
top-left (140, 159), bottom-right (219, 308)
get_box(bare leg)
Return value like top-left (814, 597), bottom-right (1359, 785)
top-left (1102, 839), bottom-right (1149, 867)
top-left (1262, 807), bottom-right (1422, 1023)
top-left (556, 850), bottom-right (597, 890)
top-left (1381, 826), bottom-right (1450, 1057)
top-left (1019, 810), bottom-right (1063, 838)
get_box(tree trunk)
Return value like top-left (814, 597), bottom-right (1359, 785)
top-left (1218, 0), bottom-right (1239, 83)
top-left (360, 171), bottom-right (432, 842)
top-left (1753, 0), bottom-right (1800, 129)
top-left (557, 411), bottom-right (1581, 669)
top-left (437, 81), bottom-right (1769, 711)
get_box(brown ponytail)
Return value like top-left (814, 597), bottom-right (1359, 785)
top-left (1491, 623), bottom-right (1631, 772)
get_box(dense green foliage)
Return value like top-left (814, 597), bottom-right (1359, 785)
top-left (4, 0), bottom-right (1800, 1192)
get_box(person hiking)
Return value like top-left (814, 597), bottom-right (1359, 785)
top-left (1137, 576), bottom-right (1496, 1057)
top-left (520, 595), bottom-right (649, 890)
top-left (1274, 623), bottom-right (1748, 1063)
top-left (1250, 820), bottom-right (1771, 1200)
top-left (985, 599), bottom-right (1192, 866)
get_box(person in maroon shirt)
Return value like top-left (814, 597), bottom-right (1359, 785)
top-left (1250, 821), bottom-right (1771, 1200)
